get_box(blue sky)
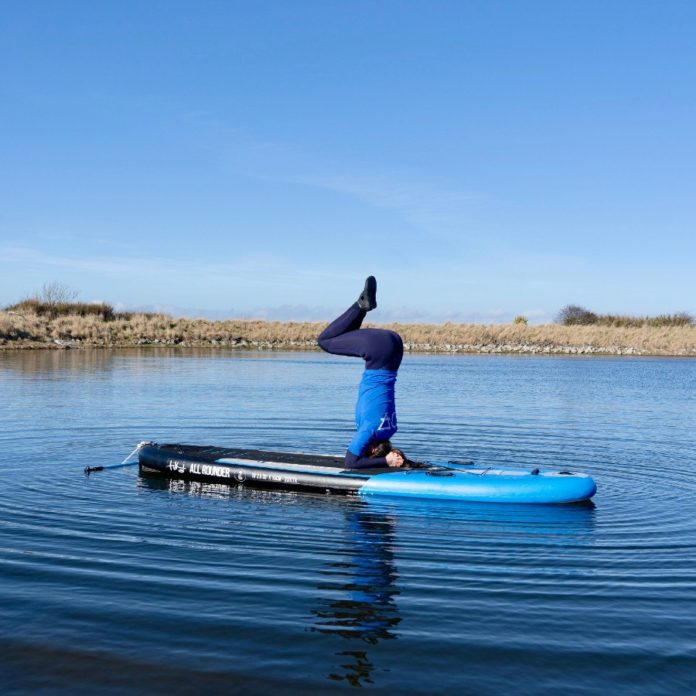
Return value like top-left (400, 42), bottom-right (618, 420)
top-left (1, 1), bottom-right (694, 323)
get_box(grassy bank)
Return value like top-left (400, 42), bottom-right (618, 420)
top-left (2, 310), bottom-right (695, 356)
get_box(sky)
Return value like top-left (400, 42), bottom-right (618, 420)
top-left (1, 1), bottom-right (694, 323)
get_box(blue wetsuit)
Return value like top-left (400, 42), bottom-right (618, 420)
top-left (318, 303), bottom-right (403, 468)
top-left (348, 369), bottom-right (398, 460)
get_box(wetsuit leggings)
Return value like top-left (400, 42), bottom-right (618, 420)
top-left (318, 303), bottom-right (403, 371)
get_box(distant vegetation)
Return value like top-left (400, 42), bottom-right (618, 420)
top-left (556, 304), bottom-right (694, 328)
top-left (1, 308), bottom-right (695, 356)
top-left (5, 282), bottom-right (162, 322)
top-left (6, 282), bottom-right (114, 320)
top-left (1, 285), bottom-right (695, 356)
top-left (7, 298), bottom-right (116, 321)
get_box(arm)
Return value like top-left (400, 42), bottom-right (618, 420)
top-left (344, 427), bottom-right (404, 469)
top-left (346, 426), bottom-right (374, 462)
top-left (344, 449), bottom-right (388, 469)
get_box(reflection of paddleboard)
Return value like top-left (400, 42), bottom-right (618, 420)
top-left (138, 443), bottom-right (596, 504)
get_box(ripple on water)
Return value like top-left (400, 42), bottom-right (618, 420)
top-left (1, 351), bottom-right (695, 694)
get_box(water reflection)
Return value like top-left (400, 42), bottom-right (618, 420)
top-left (136, 472), bottom-right (600, 689)
top-left (0, 347), bottom-right (315, 377)
top-left (310, 507), bottom-right (401, 687)
top-left (137, 473), bottom-right (402, 687)
top-left (0, 348), bottom-right (121, 376)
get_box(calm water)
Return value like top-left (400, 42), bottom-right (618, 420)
top-left (1, 349), bottom-right (695, 695)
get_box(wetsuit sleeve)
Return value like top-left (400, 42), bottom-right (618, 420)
top-left (347, 425), bottom-right (375, 460)
top-left (344, 450), bottom-right (388, 469)
top-left (345, 423), bottom-right (390, 468)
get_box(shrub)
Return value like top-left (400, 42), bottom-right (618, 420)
top-left (3, 283), bottom-right (116, 320)
top-left (513, 315), bottom-right (528, 325)
top-left (599, 313), bottom-right (694, 328)
top-left (5, 299), bottom-right (115, 320)
top-left (556, 306), bottom-right (694, 328)
top-left (643, 312), bottom-right (694, 327)
top-left (39, 281), bottom-right (79, 305)
top-left (556, 305), bottom-right (598, 325)
top-left (114, 311), bottom-right (170, 321)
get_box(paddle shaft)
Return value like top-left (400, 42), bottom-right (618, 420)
top-left (84, 460), bottom-right (141, 475)
top-left (84, 441), bottom-right (152, 475)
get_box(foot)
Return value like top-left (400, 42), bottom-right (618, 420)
top-left (357, 276), bottom-right (377, 311)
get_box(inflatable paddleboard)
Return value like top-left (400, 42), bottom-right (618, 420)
top-left (138, 443), bottom-right (596, 504)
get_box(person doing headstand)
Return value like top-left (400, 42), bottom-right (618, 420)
top-left (318, 277), bottom-right (407, 469)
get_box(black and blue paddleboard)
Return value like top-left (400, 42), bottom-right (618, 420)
top-left (138, 443), bottom-right (597, 504)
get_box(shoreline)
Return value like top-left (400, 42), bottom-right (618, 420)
top-left (2, 311), bottom-right (695, 357)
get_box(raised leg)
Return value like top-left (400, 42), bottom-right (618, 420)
top-left (318, 303), bottom-right (366, 344)
top-left (318, 304), bottom-right (403, 371)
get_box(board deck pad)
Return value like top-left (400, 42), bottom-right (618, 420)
top-left (151, 443), bottom-right (395, 475)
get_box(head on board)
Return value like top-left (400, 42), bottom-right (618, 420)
top-left (366, 439), bottom-right (407, 467)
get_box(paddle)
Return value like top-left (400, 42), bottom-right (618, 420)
top-left (84, 441), bottom-right (152, 475)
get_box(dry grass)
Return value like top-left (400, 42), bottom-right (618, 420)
top-left (1, 310), bottom-right (695, 356)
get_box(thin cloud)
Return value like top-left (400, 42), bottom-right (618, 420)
top-left (0, 245), bottom-right (331, 284)
top-left (183, 112), bottom-right (488, 240)
top-left (287, 172), bottom-right (485, 239)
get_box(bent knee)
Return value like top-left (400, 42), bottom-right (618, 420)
top-left (385, 331), bottom-right (403, 358)
top-left (370, 331), bottom-right (403, 369)
top-left (389, 331), bottom-right (403, 350)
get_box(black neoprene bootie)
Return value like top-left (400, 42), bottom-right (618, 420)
top-left (357, 276), bottom-right (377, 311)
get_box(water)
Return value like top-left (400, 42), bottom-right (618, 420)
top-left (1, 349), bottom-right (694, 695)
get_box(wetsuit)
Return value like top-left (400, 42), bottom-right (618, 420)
top-left (318, 303), bottom-right (403, 468)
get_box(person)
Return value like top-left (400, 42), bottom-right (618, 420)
top-left (318, 276), bottom-right (407, 469)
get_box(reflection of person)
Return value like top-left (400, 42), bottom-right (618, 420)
top-left (318, 277), bottom-right (407, 469)
top-left (311, 506), bottom-right (401, 688)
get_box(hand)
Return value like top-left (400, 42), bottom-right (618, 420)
top-left (386, 451), bottom-right (404, 468)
